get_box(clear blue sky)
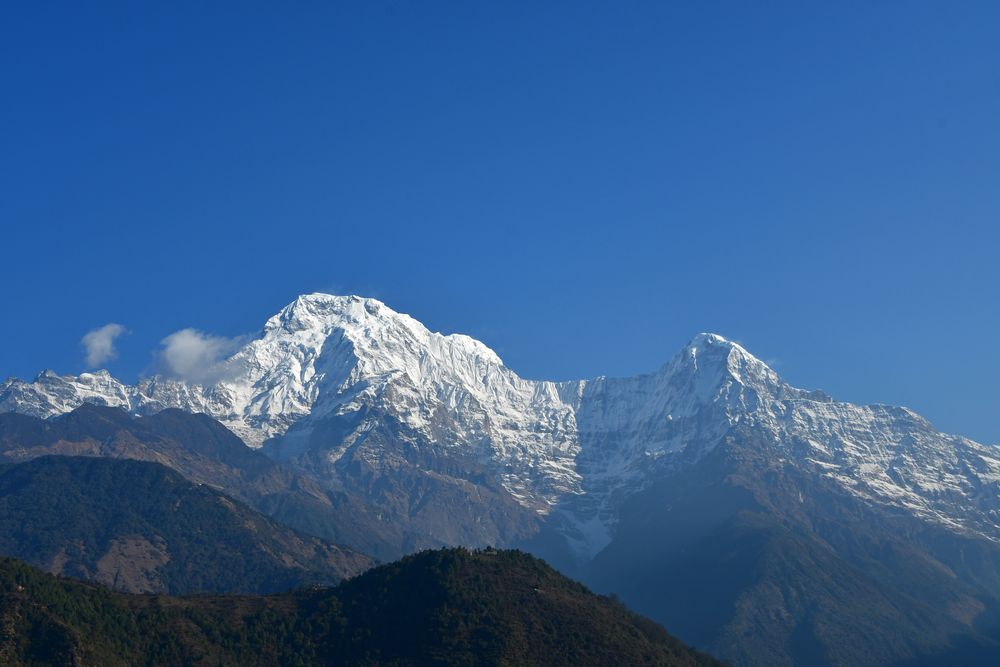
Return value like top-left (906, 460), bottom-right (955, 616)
top-left (3, 2), bottom-right (999, 442)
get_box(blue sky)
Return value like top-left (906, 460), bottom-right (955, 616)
top-left (2, 2), bottom-right (999, 442)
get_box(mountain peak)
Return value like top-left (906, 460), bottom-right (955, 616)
top-left (689, 332), bottom-right (733, 347)
top-left (686, 332), bottom-right (756, 360)
top-left (678, 332), bottom-right (778, 386)
top-left (296, 292), bottom-right (387, 311)
top-left (266, 293), bottom-right (388, 331)
top-left (263, 293), bottom-right (504, 368)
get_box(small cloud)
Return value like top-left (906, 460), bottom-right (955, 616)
top-left (158, 328), bottom-right (241, 383)
top-left (81, 323), bottom-right (127, 368)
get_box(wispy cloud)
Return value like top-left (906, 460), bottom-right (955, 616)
top-left (81, 323), bottom-right (127, 367)
top-left (158, 328), bottom-right (242, 383)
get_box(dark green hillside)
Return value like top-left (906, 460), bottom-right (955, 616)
top-left (317, 548), bottom-right (720, 666)
top-left (0, 456), bottom-right (372, 594)
top-left (0, 549), bottom-right (724, 667)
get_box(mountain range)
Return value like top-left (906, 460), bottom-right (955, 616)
top-left (3, 293), bottom-right (1000, 665)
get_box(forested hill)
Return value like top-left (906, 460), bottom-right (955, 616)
top-left (0, 548), bottom-right (724, 667)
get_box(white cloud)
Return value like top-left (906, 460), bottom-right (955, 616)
top-left (81, 323), bottom-right (126, 368)
top-left (159, 328), bottom-right (241, 383)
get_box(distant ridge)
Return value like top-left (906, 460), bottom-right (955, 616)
top-left (0, 455), bottom-right (372, 594)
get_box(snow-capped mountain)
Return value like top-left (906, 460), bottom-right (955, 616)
top-left (2, 293), bottom-right (999, 559)
top-left (7, 292), bottom-right (1000, 666)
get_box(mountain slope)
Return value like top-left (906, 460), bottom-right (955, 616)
top-left (0, 549), bottom-right (723, 667)
top-left (0, 403), bottom-right (539, 560)
top-left (586, 428), bottom-right (1000, 666)
top-left (0, 404), bottom-right (413, 559)
top-left (0, 456), bottom-right (372, 594)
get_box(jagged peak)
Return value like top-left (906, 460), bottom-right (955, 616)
top-left (262, 293), bottom-right (504, 368)
top-left (674, 332), bottom-right (781, 389)
top-left (686, 332), bottom-right (756, 359)
top-left (78, 369), bottom-right (115, 380)
top-left (689, 332), bottom-right (732, 347)
top-left (32, 368), bottom-right (119, 385)
top-left (682, 332), bottom-right (748, 364)
top-left (266, 293), bottom-right (384, 330)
